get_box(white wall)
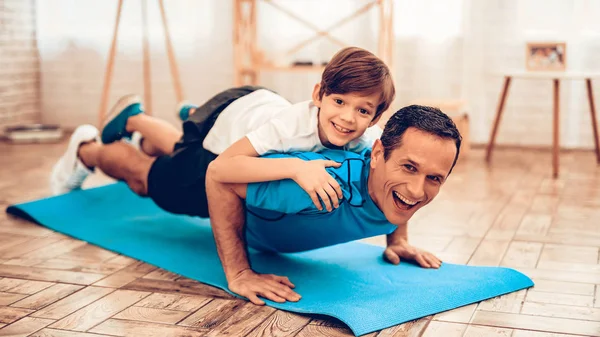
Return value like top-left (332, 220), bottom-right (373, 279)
top-left (37, 0), bottom-right (234, 129)
top-left (0, 0), bottom-right (40, 130)
top-left (35, 0), bottom-right (600, 149)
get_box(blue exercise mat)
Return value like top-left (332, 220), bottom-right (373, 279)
top-left (6, 183), bottom-right (533, 336)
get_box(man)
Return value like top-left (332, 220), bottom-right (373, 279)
top-left (205, 105), bottom-right (462, 305)
top-left (52, 100), bottom-right (460, 306)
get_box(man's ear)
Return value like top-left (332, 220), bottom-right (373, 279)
top-left (370, 139), bottom-right (384, 169)
top-left (312, 83), bottom-right (322, 108)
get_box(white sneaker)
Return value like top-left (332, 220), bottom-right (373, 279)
top-left (50, 124), bottom-right (99, 195)
top-left (125, 131), bottom-right (143, 151)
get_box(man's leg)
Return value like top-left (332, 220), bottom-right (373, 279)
top-left (51, 124), bottom-right (152, 196)
top-left (50, 125), bottom-right (99, 195)
top-left (79, 141), bottom-right (153, 196)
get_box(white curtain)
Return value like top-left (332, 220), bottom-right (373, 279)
top-left (36, 0), bottom-right (229, 128)
top-left (36, 0), bottom-right (600, 148)
top-left (390, 0), bottom-right (600, 148)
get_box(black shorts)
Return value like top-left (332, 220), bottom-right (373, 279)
top-left (147, 86), bottom-right (266, 217)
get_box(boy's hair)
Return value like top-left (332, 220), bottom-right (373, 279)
top-left (380, 105), bottom-right (463, 174)
top-left (318, 47), bottom-right (395, 119)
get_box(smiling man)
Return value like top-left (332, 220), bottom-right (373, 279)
top-left (205, 105), bottom-right (462, 305)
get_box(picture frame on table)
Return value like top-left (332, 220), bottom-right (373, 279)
top-left (526, 42), bottom-right (566, 71)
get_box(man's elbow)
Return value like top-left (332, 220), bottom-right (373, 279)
top-left (205, 162), bottom-right (229, 202)
top-left (206, 161), bottom-right (247, 199)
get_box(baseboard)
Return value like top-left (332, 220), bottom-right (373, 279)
top-left (471, 143), bottom-right (598, 153)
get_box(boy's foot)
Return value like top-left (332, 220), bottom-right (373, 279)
top-left (101, 94), bottom-right (143, 144)
top-left (176, 101), bottom-right (198, 121)
top-left (50, 124), bottom-right (99, 195)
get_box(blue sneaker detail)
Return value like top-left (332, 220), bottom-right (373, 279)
top-left (176, 101), bottom-right (198, 121)
top-left (101, 94), bottom-right (144, 144)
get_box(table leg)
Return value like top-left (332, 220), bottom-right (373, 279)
top-left (142, 0), bottom-right (152, 116)
top-left (586, 79), bottom-right (600, 163)
top-left (485, 76), bottom-right (512, 162)
top-left (97, 0), bottom-right (124, 128)
top-left (159, 0), bottom-right (184, 103)
top-left (553, 79), bottom-right (560, 178)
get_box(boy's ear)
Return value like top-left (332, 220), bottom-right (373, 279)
top-left (312, 83), bottom-right (322, 108)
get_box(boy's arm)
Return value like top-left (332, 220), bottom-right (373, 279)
top-left (383, 224), bottom-right (442, 269)
top-left (208, 136), bottom-right (300, 183)
top-left (207, 137), bottom-right (343, 211)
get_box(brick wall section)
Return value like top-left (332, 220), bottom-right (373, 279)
top-left (0, 0), bottom-right (40, 132)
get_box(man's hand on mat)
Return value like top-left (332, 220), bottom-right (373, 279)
top-left (384, 242), bottom-right (442, 269)
top-left (293, 160), bottom-right (343, 212)
top-left (228, 269), bottom-right (301, 305)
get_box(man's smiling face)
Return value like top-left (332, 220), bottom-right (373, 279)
top-left (368, 127), bottom-right (457, 225)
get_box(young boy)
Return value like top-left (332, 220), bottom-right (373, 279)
top-left (51, 46), bottom-right (395, 217)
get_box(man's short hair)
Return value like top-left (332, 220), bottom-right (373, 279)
top-left (380, 105), bottom-right (463, 174)
top-left (318, 47), bottom-right (395, 119)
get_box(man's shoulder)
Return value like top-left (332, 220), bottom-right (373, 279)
top-left (260, 149), bottom-right (371, 176)
top-left (251, 149), bottom-right (371, 212)
top-left (291, 148), bottom-right (370, 161)
top-left (298, 150), bottom-right (371, 205)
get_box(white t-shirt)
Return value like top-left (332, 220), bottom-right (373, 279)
top-left (202, 89), bottom-right (383, 155)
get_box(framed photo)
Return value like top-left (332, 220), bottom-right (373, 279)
top-left (526, 42), bottom-right (566, 71)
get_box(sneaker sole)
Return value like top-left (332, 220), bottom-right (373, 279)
top-left (50, 124), bottom-right (98, 195)
top-left (102, 94), bottom-right (142, 131)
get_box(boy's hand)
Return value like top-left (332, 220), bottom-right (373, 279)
top-left (384, 241), bottom-right (442, 269)
top-left (228, 269), bottom-right (301, 305)
top-left (293, 160), bottom-right (343, 211)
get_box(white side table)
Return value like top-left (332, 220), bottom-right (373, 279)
top-left (486, 71), bottom-right (600, 178)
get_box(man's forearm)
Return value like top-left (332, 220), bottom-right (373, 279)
top-left (205, 174), bottom-right (251, 281)
top-left (205, 173), bottom-right (302, 304)
top-left (212, 209), bottom-right (250, 279)
top-left (386, 222), bottom-right (409, 246)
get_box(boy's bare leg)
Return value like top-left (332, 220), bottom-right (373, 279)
top-left (126, 114), bottom-right (182, 157)
top-left (79, 141), bottom-right (153, 196)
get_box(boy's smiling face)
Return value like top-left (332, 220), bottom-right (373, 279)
top-left (312, 84), bottom-right (382, 148)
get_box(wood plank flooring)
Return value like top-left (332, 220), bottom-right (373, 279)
top-left (1, 140), bottom-right (599, 336)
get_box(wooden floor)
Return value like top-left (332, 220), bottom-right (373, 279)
top-left (0, 139), bottom-right (599, 337)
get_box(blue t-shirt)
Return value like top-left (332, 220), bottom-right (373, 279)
top-left (244, 149), bottom-right (397, 253)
